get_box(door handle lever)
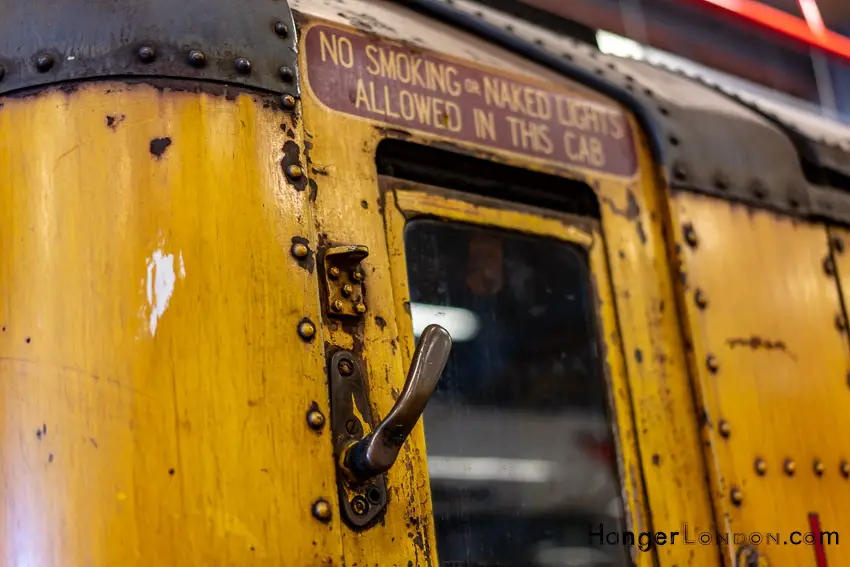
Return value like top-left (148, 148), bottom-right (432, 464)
top-left (343, 324), bottom-right (452, 481)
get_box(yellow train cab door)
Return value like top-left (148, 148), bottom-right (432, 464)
top-left (379, 171), bottom-right (647, 567)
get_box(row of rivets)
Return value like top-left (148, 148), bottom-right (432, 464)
top-left (1, 19), bottom-right (294, 91)
top-left (749, 457), bottom-right (849, 477)
top-left (732, 460), bottom-right (850, 505)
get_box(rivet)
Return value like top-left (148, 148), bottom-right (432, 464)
top-left (286, 164), bottom-right (303, 180)
top-left (306, 409), bottom-right (325, 431)
top-left (342, 284), bottom-right (353, 297)
top-left (754, 458), bottom-right (767, 475)
top-left (841, 460), bottom-right (850, 478)
top-left (291, 242), bottom-right (309, 259)
top-left (673, 162), bottom-right (688, 182)
top-left (312, 499), bottom-right (332, 523)
top-left (713, 172), bottom-right (730, 190)
top-left (274, 20), bottom-right (290, 37)
top-left (352, 270), bottom-right (364, 282)
top-left (279, 66), bottom-right (295, 82)
top-left (355, 303), bottom-right (366, 314)
top-left (35, 54), bottom-right (54, 72)
top-left (833, 237), bottom-right (845, 254)
top-left (814, 459), bottom-right (825, 476)
top-left (718, 419), bottom-right (730, 438)
top-left (706, 354), bottom-right (719, 374)
top-left (836, 314), bottom-right (846, 331)
top-left (683, 223), bottom-right (698, 248)
top-left (234, 57), bottom-right (252, 74)
top-left (138, 46), bottom-right (156, 64)
top-left (281, 94), bottom-right (297, 109)
top-left (824, 257), bottom-right (835, 276)
top-left (187, 50), bottom-right (206, 68)
top-left (328, 266), bottom-right (340, 279)
top-left (338, 359), bottom-right (354, 377)
top-left (784, 459), bottom-right (796, 476)
top-left (331, 300), bottom-right (344, 312)
top-left (730, 487), bottom-right (743, 506)
top-left (351, 495), bottom-right (369, 516)
top-left (694, 289), bottom-right (708, 309)
top-left (297, 319), bottom-right (316, 341)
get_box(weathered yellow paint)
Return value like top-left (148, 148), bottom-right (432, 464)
top-left (0, 82), bottom-right (342, 566)
top-left (667, 192), bottom-right (850, 565)
top-left (599, 126), bottom-right (720, 567)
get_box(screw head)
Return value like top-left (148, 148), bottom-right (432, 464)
top-left (784, 459), bottom-right (796, 476)
top-left (694, 289), bottom-right (708, 309)
top-left (814, 460), bottom-right (825, 476)
top-left (730, 487), bottom-right (743, 506)
top-left (338, 359), bottom-right (354, 377)
top-left (286, 164), bottom-right (303, 180)
top-left (342, 284), bottom-right (353, 297)
top-left (279, 66), bottom-right (294, 82)
top-left (718, 419), bottom-right (731, 438)
top-left (312, 499), bottom-right (332, 522)
top-left (331, 300), bottom-right (344, 312)
top-left (351, 495), bottom-right (369, 516)
top-left (306, 409), bottom-right (325, 431)
top-left (754, 458), bottom-right (767, 476)
top-left (291, 242), bottom-right (309, 259)
top-left (274, 20), bottom-right (290, 37)
top-left (355, 303), bottom-right (367, 314)
top-left (138, 45), bottom-right (156, 64)
top-left (683, 223), bottom-right (698, 248)
top-left (297, 319), bottom-right (315, 341)
top-left (328, 266), bottom-right (341, 279)
top-left (234, 57), bottom-right (252, 74)
top-left (281, 94), bottom-right (297, 109)
top-left (841, 460), bottom-right (850, 478)
top-left (706, 355), bottom-right (719, 374)
top-left (673, 162), bottom-right (688, 182)
top-left (187, 50), bottom-right (206, 68)
top-left (36, 54), bottom-right (54, 73)
top-left (345, 418), bottom-right (360, 434)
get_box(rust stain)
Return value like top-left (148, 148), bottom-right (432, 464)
top-left (726, 335), bottom-right (796, 360)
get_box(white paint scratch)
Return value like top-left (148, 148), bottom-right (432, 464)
top-left (141, 241), bottom-right (186, 337)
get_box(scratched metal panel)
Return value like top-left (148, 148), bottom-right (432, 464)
top-left (669, 191), bottom-right (850, 566)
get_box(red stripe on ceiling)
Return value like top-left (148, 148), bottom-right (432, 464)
top-left (808, 512), bottom-right (829, 567)
top-left (684, 0), bottom-right (850, 60)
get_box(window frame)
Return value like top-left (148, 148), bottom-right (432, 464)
top-left (380, 175), bottom-right (651, 567)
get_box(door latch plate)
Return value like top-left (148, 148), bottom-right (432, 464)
top-left (327, 348), bottom-right (388, 528)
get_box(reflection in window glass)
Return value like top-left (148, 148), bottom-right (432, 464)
top-left (404, 219), bottom-right (629, 567)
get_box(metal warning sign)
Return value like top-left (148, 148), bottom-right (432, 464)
top-left (304, 25), bottom-right (638, 177)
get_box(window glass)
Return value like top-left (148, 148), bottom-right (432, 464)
top-left (404, 219), bottom-right (629, 567)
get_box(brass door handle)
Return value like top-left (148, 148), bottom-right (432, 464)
top-left (343, 324), bottom-right (452, 481)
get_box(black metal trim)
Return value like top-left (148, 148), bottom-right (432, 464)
top-left (0, 0), bottom-right (299, 97)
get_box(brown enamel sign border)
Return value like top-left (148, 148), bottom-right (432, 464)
top-left (303, 24), bottom-right (638, 177)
